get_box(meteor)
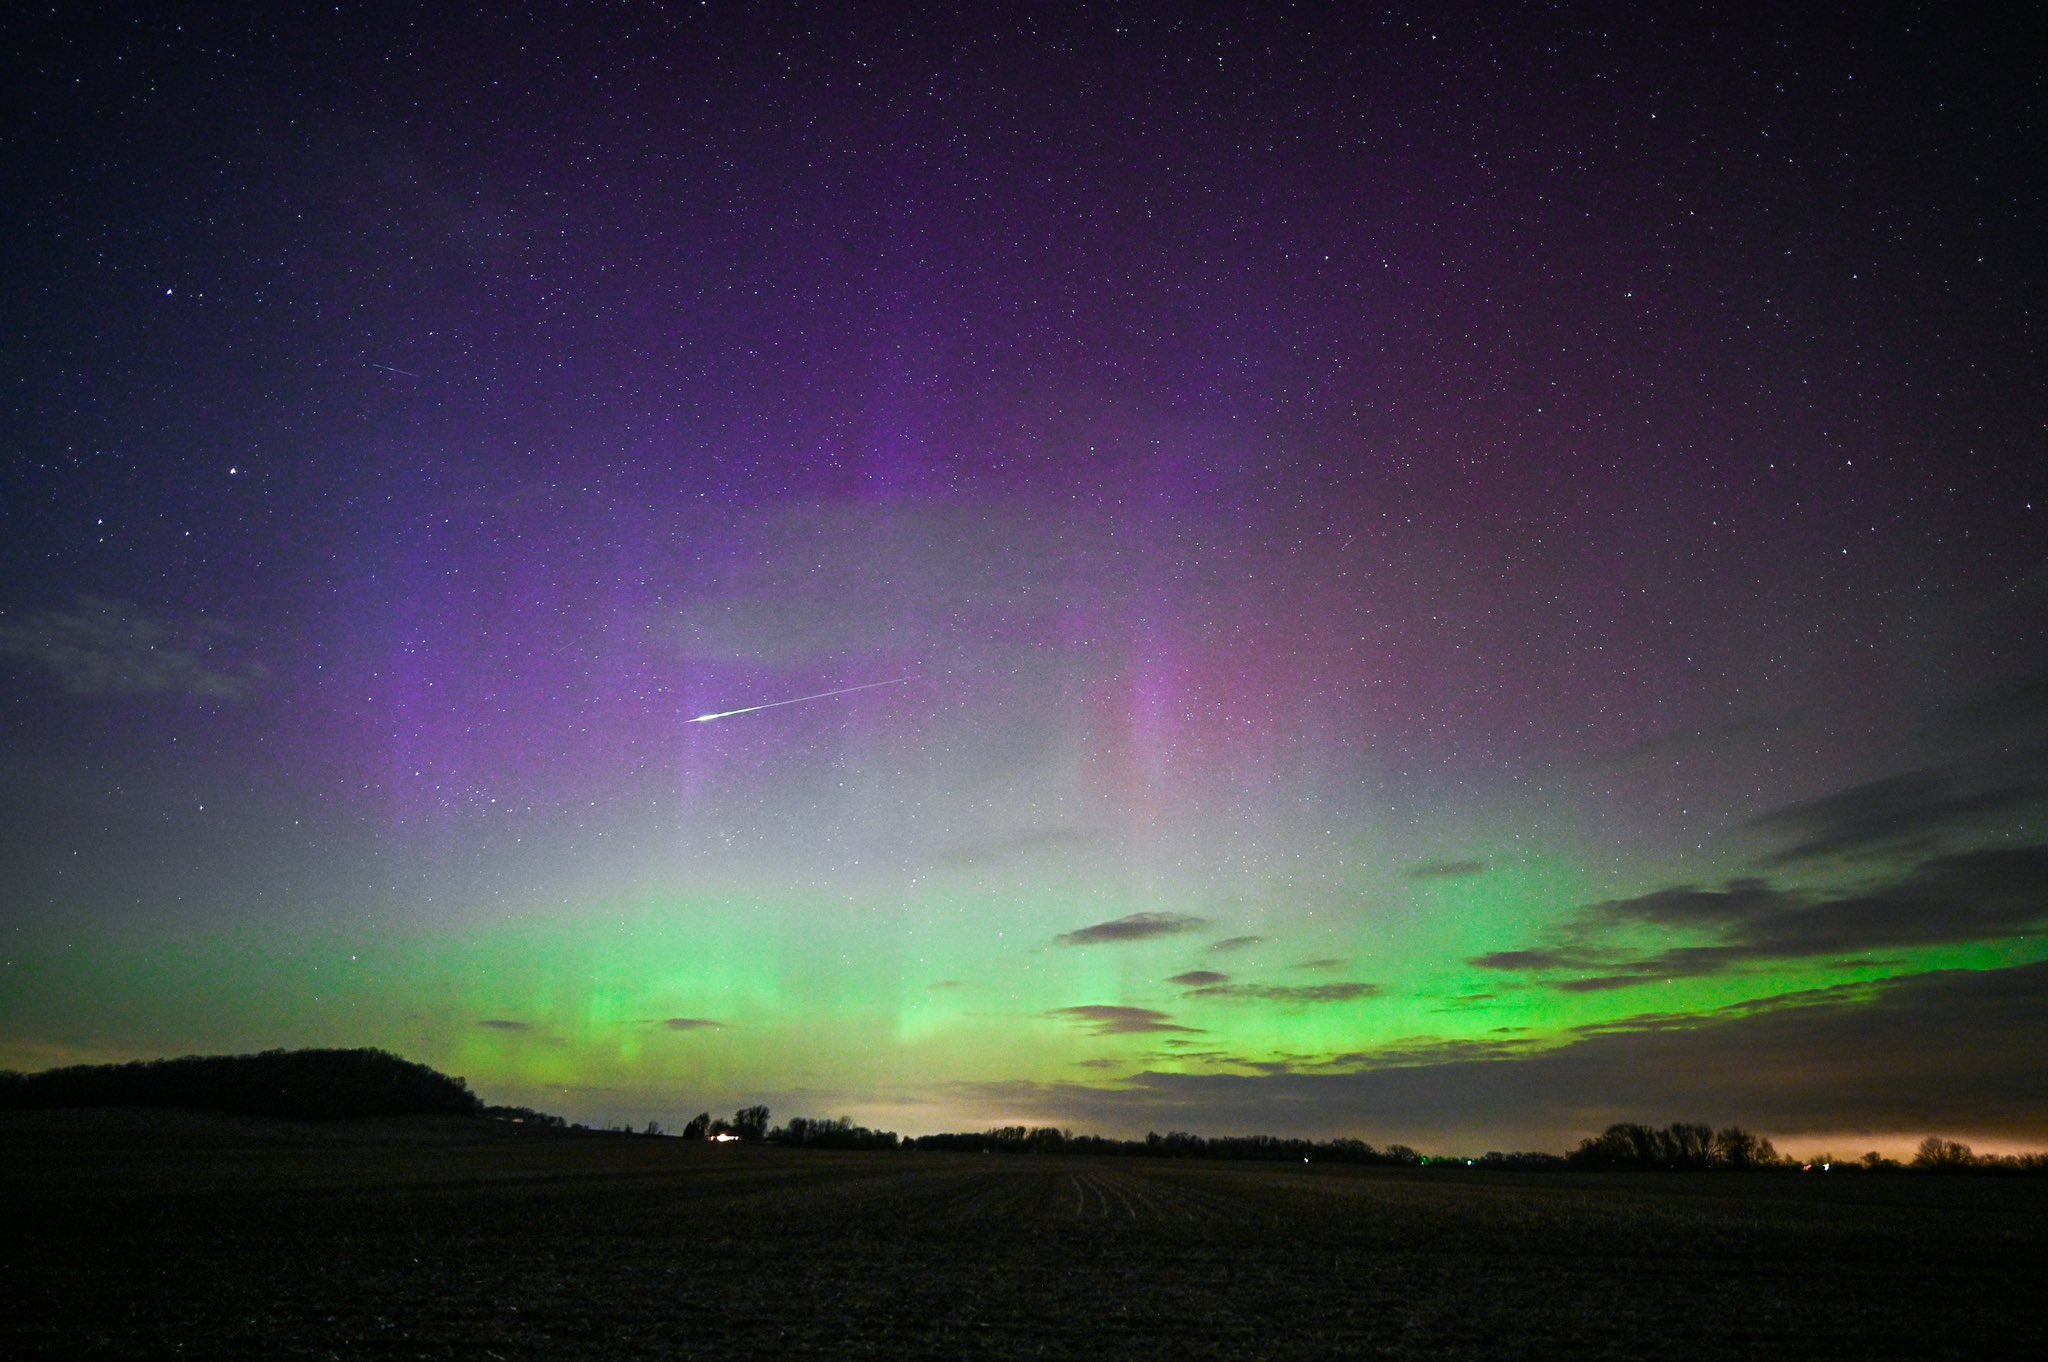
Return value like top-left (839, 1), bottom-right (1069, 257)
top-left (687, 676), bottom-right (913, 724)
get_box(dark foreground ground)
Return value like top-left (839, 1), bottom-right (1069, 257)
top-left (3, 1110), bottom-right (2041, 1360)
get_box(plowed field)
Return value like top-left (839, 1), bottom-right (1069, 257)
top-left (4, 1115), bottom-right (2040, 1359)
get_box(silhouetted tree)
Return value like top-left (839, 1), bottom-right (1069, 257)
top-left (1712, 1126), bottom-right (1778, 1169)
top-left (681, 1112), bottom-right (710, 1140)
top-left (1479, 1150), bottom-right (1568, 1169)
top-left (769, 1114), bottom-right (900, 1150)
top-left (733, 1104), bottom-right (770, 1142)
top-left (1571, 1121), bottom-right (1771, 1170)
top-left (912, 1127), bottom-right (1426, 1164)
top-left (1666, 1122), bottom-right (1714, 1169)
top-left (1913, 1136), bottom-right (1976, 1170)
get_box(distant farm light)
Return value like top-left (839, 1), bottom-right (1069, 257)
top-left (712, 1132), bottom-right (741, 1143)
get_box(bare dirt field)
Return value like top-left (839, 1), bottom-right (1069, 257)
top-left (3, 1111), bottom-right (2040, 1359)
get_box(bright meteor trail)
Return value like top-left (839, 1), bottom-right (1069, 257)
top-left (687, 677), bottom-right (913, 724)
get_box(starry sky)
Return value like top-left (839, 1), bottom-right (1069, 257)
top-left (3, 2), bottom-right (2044, 1154)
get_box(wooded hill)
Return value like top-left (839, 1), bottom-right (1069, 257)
top-left (0, 1048), bottom-right (484, 1121)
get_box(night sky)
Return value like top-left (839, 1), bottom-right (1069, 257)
top-left (3, 3), bottom-right (2043, 1154)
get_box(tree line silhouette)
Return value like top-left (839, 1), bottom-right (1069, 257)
top-left (6, 1051), bottom-right (2041, 1171)
top-left (893, 1122), bottom-right (2048, 1173)
top-left (906, 1126), bottom-right (1429, 1164)
top-left (769, 1114), bottom-right (900, 1150)
top-left (647, 1110), bottom-right (901, 1149)
top-left (1561, 1123), bottom-right (2048, 1173)
top-left (667, 1105), bottom-right (773, 1142)
top-left (1565, 1122), bottom-right (1778, 1170)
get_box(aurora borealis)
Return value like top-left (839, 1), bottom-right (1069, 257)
top-left (3, 3), bottom-right (2043, 1153)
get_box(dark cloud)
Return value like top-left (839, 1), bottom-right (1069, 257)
top-left (1047, 1005), bottom-right (1202, 1036)
top-left (1054, 912), bottom-right (1208, 946)
top-left (1407, 859), bottom-right (1487, 881)
top-left (1160, 1048), bottom-right (1237, 1066)
top-left (0, 596), bottom-right (269, 701)
top-left (1589, 879), bottom-right (1784, 928)
top-left (1940, 671), bottom-right (2048, 737)
top-left (1902, 844), bottom-right (2048, 915)
top-left (1167, 970), bottom-right (1229, 987)
top-left (1469, 949), bottom-right (1574, 971)
top-left (970, 963), bottom-right (2048, 1149)
top-left (1291, 958), bottom-right (1345, 971)
top-left (477, 1018), bottom-right (530, 1032)
top-left (1313, 1035), bottom-right (1546, 1070)
top-left (655, 1017), bottom-right (725, 1031)
top-left (1206, 935), bottom-right (1266, 954)
top-left (936, 826), bottom-right (1088, 868)
top-left (1470, 845), bottom-right (2048, 991)
top-left (1552, 973), bottom-right (1669, 993)
top-left (1074, 1057), bottom-right (1122, 1070)
top-left (1744, 770), bottom-right (2045, 867)
top-left (1614, 846), bottom-right (2048, 960)
top-left (1183, 982), bottom-right (1380, 1004)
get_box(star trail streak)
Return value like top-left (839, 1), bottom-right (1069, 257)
top-left (687, 678), bottom-right (914, 724)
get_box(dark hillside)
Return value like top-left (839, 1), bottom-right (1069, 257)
top-left (0, 1048), bottom-right (483, 1121)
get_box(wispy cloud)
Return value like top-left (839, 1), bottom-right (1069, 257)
top-left (1054, 912), bottom-right (1208, 946)
top-left (654, 1017), bottom-right (725, 1031)
top-left (1942, 671), bottom-right (2048, 737)
top-left (1167, 970), bottom-right (1229, 987)
top-left (936, 826), bottom-right (1089, 868)
top-left (1183, 982), bottom-right (1380, 1004)
top-left (1468, 844), bottom-right (2048, 991)
top-left (1046, 1005), bottom-right (1203, 1036)
top-left (1469, 948), bottom-right (1574, 971)
top-left (1407, 859), bottom-right (1487, 881)
top-left (1292, 958), bottom-right (1346, 972)
top-left (0, 596), bottom-right (269, 701)
top-left (1744, 770), bottom-right (2046, 867)
top-left (477, 1018), bottom-right (530, 1032)
top-left (962, 962), bottom-right (2048, 1148)
top-left (1206, 935), bottom-right (1265, 954)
